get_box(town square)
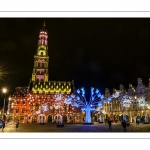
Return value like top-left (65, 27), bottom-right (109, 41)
top-left (1, 18), bottom-right (150, 133)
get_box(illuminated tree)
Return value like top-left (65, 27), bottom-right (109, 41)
top-left (111, 89), bottom-right (132, 121)
top-left (119, 95), bottom-right (132, 121)
top-left (136, 96), bottom-right (148, 123)
top-left (65, 87), bottom-right (105, 124)
top-left (136, 96), bottom-right (147, 107)
top-left (94, 106), bottom-right (107, 122)
top-left (146, 104), bottom-right (150, 109)
top-left (120, 95), bottom-right (132, 108)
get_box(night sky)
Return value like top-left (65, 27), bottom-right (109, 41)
top-left (1, 18), bottom-right (150, 105)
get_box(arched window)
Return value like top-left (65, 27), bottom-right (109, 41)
top-left (42, 63), bottom-right (44, 67)
top-left (48, 115), bottom-right (52, 122)
top-left (22, 107), bottom-right (25, 113)
top-left (38, 62), bottom-right (40, 67)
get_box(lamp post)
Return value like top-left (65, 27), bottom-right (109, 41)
top-left (2, 87), bottom-right (7, 120)
top-left (6, 97), bottom-right (11, 121)
top-left (8, 97), bottom-right (11, 114)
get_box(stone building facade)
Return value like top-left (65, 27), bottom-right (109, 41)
top-left (95, 78), bottom-right (150, 123)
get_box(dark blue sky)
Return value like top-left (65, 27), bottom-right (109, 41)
top-left (1, 18), bottom-right (150, 105)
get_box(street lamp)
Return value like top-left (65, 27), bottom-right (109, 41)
top-left (1, 87), bottom-right (7, 120)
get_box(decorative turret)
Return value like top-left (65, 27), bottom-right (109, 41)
top-left (120, 84), bottom-right (124, 91)
top-left (148, 78), bottom-right (150, 93)
top-left (147, 78), bottom-right (150, 103)
top-left (135, 78), bottom-right (147, 94)
top-left (137, 78), bottom-right (142, 86)
top-left (127, 84), bottom-right (135, 96)
top-left (119, 84), bottom-right (126, 95)
top-left (104, 88), bottom-right (110, 98)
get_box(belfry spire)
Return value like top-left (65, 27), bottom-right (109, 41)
top-left (38, 22), bottom-right (48, 47)
top-left (31, 22), bottom-right (49, 82)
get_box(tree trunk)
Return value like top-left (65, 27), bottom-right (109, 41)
top-left (85, 107), bottom-right (91, 123)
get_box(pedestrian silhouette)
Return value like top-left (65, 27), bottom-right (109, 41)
top-left (108, 118), bottom-right (112, 131)
top-left (2, 120), bottom-right (5, 131)
top-left (122, 120), bottom-right (127, 132)
top-left (16, 120), bottom-right (19, 131)
top-left (136, 118), bottom-right (140, 125)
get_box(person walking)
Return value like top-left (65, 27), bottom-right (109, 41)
top-left (136, 118), bottom-right (140, 125)
top-left (122, 120), bottom-right (127, 132)
top-left (16, 120), bottom-right (19, 131)
top-left (2, 120), bottom-right (5, 131)
top-left (108, 118), bottom-right (112, 131)
top-left (137, 118), bottom-right (140, 125)
top-left (0, 118), bottom-right (2, 129)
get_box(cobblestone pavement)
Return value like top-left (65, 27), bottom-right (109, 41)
top-left (1, 122), bottom-right (150, 133)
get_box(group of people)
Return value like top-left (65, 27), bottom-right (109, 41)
top-left (0, 119), bottom-right (19, 131)
top-left (107, 118), bottom-right (127, 132)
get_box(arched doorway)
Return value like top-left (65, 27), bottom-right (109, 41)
top-left (63, 115), bottom-right (67, 123)
top-left (20, 116), bottom-right (24, 123)
top-left (94, 115), bottom-right (97, 122)
top-left (48, 115), bottom-right (52, 122)
top-left (32, 115), bottom-right (37, 123)
top-left (119, 115), bottom-right (122, 122)
top-left (136, 116), bottom-right (141, 123)
top-left (54, 114), bottom-right (62, 123)
top-left (141, 115), bottom-right (145, 123)
top-left (39, 115), bottom-right (46, 123)
top-left (27, 115), bottom-right (32, 123)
